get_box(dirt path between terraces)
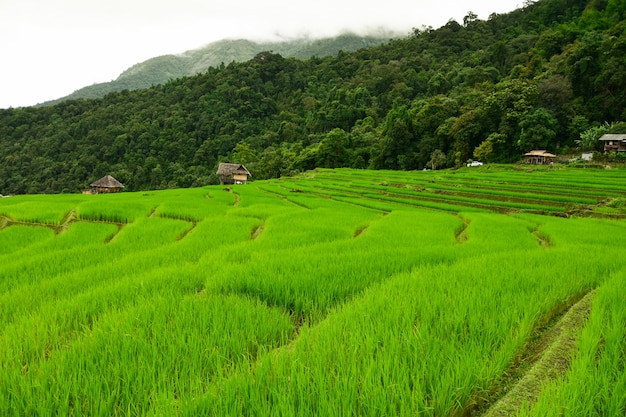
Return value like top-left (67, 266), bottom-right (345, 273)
top-left (475, 289), bottom-right (596, 416)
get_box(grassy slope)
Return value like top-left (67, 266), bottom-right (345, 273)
top-left (0, 166), bottom-right (625, 416)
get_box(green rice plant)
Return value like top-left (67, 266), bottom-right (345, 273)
top-left (329, 195), bottom-right (402, 212)
top-left (518, 271), bottom-right (626, 416)
top-left (327, 167), bottom-right (626, 206)
top-left (0, 223), bottom-right (272, 413)
top-left (250, 205), bottom-right (381, 250)
top-left (0, 289), bottom-right (294, 416)
top-left (592, 196), bottom-right (626, 216)
top-left (0, 214), bottom-right (260, 332)
top-left (227, 186), bottom-right (300, 220)
top-left (0, 222), bottom-right (117, 288)
top-left (458, 212), bottom-right (541, 254)
top-left (154, 186), bottom-right (237, 221)
top-left (206, 209), bottom-right (462, 317)
top-left (187, 240), bottom-right (609, 416)
top-left (0, 194), bottom-right (85, 225)
top-left (108, 216), bottom-right (192, 248)
top-left (602, 197), bottom-right (626, 211)
top-left (0, 263), bottom-right (206, 370)
top-left (279, 180), bottom-right (486, 213)
top-left (187, 206), bottom-right (624, 416)
top-left (2, 222), bottom-right (117, 259)
top-left (1, 167), bottom-right (626, 416)
top-left (337, 183), bottom-right (567, 213)
top-left (1, 260), bottom-right (197, 349)
top-left (256, 181), bottom-right (370, 211)
top-left (351, 178), bottom-right (598, 206)
top-left (0, 225), bottom-right (55, 256)
top-left (455, 169), bottom-right (626, 196)
top-left (518, 214), bottom-right (626, 251)
top-left (0, 217), bottom-right (191, 313)
top-left (345, 189), bottom-right (486, 212)
top-left (234, 185), bottom-right (287, 207)
top-left (76, 193), bottom-right (156, 223)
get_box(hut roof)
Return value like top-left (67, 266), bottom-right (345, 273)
top-left (523, 150), bottom-right (556, 157)
top-left (90, 175), bottom-right (124, 188)
top-left (598, 133), bottom-right (626, 142)
top-left (216, 163), bottom-right (251, 176)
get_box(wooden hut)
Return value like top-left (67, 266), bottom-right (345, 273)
top-left (90, 175), bottom-right (124, 193)
top-left (598, 134), bottom-right (626, 152)
top-left (523, 150), bottom-right (556, 165)
top-left (216, 163), bottom-right (251, 184)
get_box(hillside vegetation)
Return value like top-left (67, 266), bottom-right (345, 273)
top-left (40, 34), bottom-right (393, 105)
top-left (2, 0), bottom-right (626, 194)
top-left (1, 167), bottom-right (625, 415)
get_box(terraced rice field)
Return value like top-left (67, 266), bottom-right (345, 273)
top-left (1, 165), bottom-right (625, 416)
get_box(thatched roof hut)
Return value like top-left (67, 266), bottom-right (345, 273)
top-left (216, 163), bottom-right (251, 184)
top-left (523, 150), bottom-right (556, 165)
top-left (90, 175), bottom-right (124, 193)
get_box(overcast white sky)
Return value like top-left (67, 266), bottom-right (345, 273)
top-left (0, 0), bottom-right (522, 109)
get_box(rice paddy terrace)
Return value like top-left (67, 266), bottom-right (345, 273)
top-left (1, 165), bottom-right (625, 416)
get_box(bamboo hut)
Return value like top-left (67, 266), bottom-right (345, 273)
top-left (523, 150), bottom-right (556, 165)
top-left (89, 175), bottom-right (124, 193)
top-left (216, 163), bottom-right (251, 184)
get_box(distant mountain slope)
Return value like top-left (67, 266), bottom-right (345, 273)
top-left (41, 33), bottom-right (395, 105)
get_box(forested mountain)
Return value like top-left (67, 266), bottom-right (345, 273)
top-left (40, 34), bottom-right (394, 105)
top-left (2, 0), bottom-right (626, 194)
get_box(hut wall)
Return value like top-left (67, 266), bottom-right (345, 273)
top-left (96, 187), bottom-right (122, 193)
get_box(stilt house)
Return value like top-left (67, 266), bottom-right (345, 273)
top-left (598, 134), bottom-right (626, 152)
top-left (216, 163), bottom-right (251, 184)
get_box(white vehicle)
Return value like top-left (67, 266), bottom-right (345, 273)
top-left (467, 161), bottom-right (483, 167)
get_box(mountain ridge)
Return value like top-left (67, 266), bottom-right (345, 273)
top-left (40, 33), bottom-right (397, 106)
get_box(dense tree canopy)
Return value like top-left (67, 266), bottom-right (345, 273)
top-left (1, 0), bottom-right (626, 194)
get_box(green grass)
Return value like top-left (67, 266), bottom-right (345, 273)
top-left (0, 167), bottom-right (625, 416)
